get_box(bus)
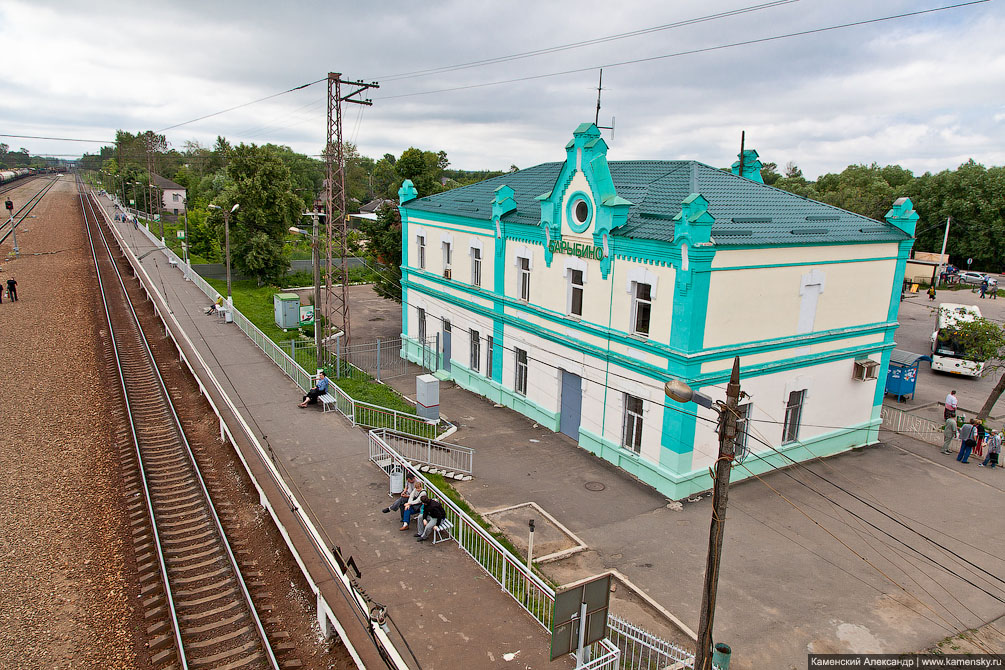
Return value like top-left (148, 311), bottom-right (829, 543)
top-left (931, 303), bottom-right (985, 376)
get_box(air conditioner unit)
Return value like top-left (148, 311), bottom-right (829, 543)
top-left (443, 268), bottom-right (452, 279)
top-left (852, 359), bottom-right (880, 381)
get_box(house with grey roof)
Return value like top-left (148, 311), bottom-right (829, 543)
top-left (151, 172), bottom-right (186, 216)
top-left (396, 123), bottom-right (917, 499)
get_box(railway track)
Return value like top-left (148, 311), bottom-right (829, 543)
top-left (77, 176), bottom-right (282, 670)
top-left (0, 175), bottom-right (58, 248)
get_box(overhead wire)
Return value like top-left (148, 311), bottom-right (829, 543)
top-left (375, 1), bottom-right (989, 100)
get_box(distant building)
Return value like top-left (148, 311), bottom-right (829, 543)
top-left (397, 123), bottom-right (917, 500)
top-left (151, 173), bottom-right (186, 216)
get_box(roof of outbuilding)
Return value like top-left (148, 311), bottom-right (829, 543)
top-left (150, 173), bottom-right (185, 190)
top-left (403, 159), bottom-right (911, 246)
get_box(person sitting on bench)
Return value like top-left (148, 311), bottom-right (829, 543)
top-left (415, 494), bottom-right (446, 542)
top-left (383, 474), bottom-right (424, 530)
top-left (205, 295), bottom-right (224, 315)
top-left (299, 371), bottom-right (330, 407)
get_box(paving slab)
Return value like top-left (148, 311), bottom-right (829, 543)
top-left (95, 197), bottom-right (570, 670)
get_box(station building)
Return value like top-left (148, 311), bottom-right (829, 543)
top-left (397, 123), bottom-right (917, 500)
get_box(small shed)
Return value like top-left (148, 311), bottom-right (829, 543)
top-left (885, 349), bottom-right (932, 402)
top-left (274, 293), bottom-right (301, 330)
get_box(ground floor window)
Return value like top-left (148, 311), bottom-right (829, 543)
top-left (486, 335), bottom-right (494, 378)
top-left (622, 394), bottom-right (644, 453)
top-left (417, 308), bottom-right (426, 342)
top-left (470, 329), bottom-right (480, 372)
top-left (782, 391), bottom-right (805, 444)
top-left (515, 348), bottom-right (528, 395)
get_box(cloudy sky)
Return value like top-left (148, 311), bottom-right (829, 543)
top-left (1, 0), bottom-right (1002, 178)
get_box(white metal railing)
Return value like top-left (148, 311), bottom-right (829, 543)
top-left (368, 429), bottom-right (555, 628)
top-left (606, 614), bottom-right (703, 669)
top-left (581, 639), bottom-right (621, 670)
top-left (880, 405), bottom-right (943, 447)
top-left (369, 428), bottom-right (474, 475)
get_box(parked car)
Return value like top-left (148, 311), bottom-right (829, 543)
top-left (957, 271), bottom-right (987, 285)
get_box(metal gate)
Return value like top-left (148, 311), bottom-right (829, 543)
top-left (283, 337), bottom-right (437, 382)
top-left (560, 370), bottom-right (582, 439)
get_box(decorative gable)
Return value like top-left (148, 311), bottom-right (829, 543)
top-left (539, 123), bottom-right (632, 279)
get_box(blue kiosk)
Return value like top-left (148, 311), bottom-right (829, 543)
top-left (885, 349), bottom-right (932, 402)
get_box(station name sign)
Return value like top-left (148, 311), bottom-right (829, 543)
top-left (548, 240), bottom-right (605, 260)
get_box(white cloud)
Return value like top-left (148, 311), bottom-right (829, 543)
top-left (2, 0), bottom-right (1003, 178)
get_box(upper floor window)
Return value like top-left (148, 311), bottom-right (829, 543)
top-left (471, 247), bottom-right (482, 287)
top-left (519, 257), bottom-right (531, 301)
top-left (442, 241), bottom-right (453, 278)
top-left (782, 390), bottom-right (805, 444)
top-left (631, 282), bottom-right (652, 336)
top-left (568, 269), bottom-right (584, 317)
top-left (172, 193), bottom-right (180, 202)
top-left (417, 236), bottom-right (426, 270)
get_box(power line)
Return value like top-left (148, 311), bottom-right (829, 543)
top-left (155, 78), bottom-right (327, 133)
top-left (377, 1), bottom-right (988, 100)
top-left (372, 0), bottom-right (797, 82)
top-left (0, 133), bottom-right (110, 143)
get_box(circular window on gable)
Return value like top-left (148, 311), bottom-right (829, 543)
top-left (567, 192), bottom-right (593, 233)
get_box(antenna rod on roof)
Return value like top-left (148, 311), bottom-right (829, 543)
top-left (595, 69), bottom-right (603, 126)
top-left (739, 130), bottom-right (745, 179)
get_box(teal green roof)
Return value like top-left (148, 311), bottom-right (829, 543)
top-left (403, 160), bottom-right (911, 246)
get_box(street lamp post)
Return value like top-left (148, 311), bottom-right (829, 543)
top-left (4, 198), bottom-right (16, 257)
top-left (665, 357), bottom-right (742, 670)
top-left (209, 203), bottom-right (240, 307)
top-left (181, 195), bottom-right (190, 280)
top-left (290, 217), bottom-right (323, 373)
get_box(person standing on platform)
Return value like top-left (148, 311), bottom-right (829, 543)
top-left (942, 416), bottom-right (959, 454)
top-left (6, 276), bottom-right (16, 302)
top-left (980, 430), bottom-right (1001, 468)
top-left (944, 390), bottom-right (958, 420)
top-left (958, 419), bottom-right (978, 464)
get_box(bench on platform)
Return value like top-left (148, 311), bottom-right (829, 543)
top-left (432, 518), bottom-right (454, 545)
top-left (319, 393), bottom-right (337, 412)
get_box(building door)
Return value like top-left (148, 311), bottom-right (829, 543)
top-left (442, 320), bottom-right (452, 372)
top-left (560, 370), bottom-right (582, 440)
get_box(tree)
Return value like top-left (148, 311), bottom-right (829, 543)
top-left (395, 147), bottom-right (446, 197)
top-left (950, 318), bottom-right (1005, 419)
top-left (354, 203), bottom-right (402, 301)
top-left (760, 161), bottom-right (781, 185)
top-left (216, 143), bottom-right (301, 285)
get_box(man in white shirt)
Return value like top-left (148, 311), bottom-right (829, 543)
top-left (945, 390), bottom-right (958, 419)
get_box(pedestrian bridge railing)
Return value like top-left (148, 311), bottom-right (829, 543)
top-left (368, 429), bottom-right (555, 628)
top-left (369, 428), bottom-right (474, 476)
top-left (880, 405), bottom-right (943, 447)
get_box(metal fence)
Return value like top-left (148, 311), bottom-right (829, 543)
top-left (581, 639), bottom-right (621, 670)
top-left (880, 405), bottom-right (943, 446)
top-left (368, 428), bottom-right (474, 476)
top-left (607, 614), bottom-right (700, 669)
top-left (283, 337), bottom-right (436, 382)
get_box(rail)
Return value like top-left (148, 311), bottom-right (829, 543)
top-left (368, 429), bottom-right (555, 628)
top-left (607, 613), bottom-right (702, 669)
top-left (580, 639), bottom-right (621, 670)
top-left (880, 404), bottom-right (943, 447)
top-left (369, 427), bottom-right (474, 476)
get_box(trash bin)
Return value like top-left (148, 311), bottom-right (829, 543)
top-left (389, 465), bottom-right (404, 496)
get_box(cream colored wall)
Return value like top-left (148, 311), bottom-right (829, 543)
top-left (699, 333), bottom-right (885, 375)
top-left (704, 246), bottom-right (898, 348)
top-left (609, 260), bottom-right (676, 345)
top-left (690, 354), bottom-right (881, 472)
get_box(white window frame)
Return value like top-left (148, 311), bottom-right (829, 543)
top-left (416, 234), bottom-right (426, 270)
top-left (782, 390), bottom-right (806, 444)
top-left (470, 329), bottom-right (480, 372)
top-left (567, 268), bottom-right (585, 317)
top-left (622, 393), bottom-right (644, 453)
top-left (518, 257), bottom-right (531, 301)
top-left (471, 247), bottom-right (482, 287)
top-left (442, 241), bottom-right (453, 275)
top-left (515, 348), bottom-right (528, 395)
top-left (630, 281), bottom-right (653, 336)
top-left (486, 335), bottom-right (494, 378)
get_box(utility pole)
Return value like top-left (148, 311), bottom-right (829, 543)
top-left (303, 210), bottom-right (325, 373)
top-left (323, 72), bottom-right (378, 361)
top-left (937, 216), bottom-right (952, 283)
top-left (738, 131), bottom-right (746, 178)
top-left (694, 357), bottom-right (742, 670)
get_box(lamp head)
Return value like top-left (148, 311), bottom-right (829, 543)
top-left (230, 203), bottom-right (240, 213)
top-left (664, 379), bottom-right (693, 404)
top-left (208, 204), bottom-right (220, 210)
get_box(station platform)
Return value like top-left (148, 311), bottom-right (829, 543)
top-left (94, 196), bottom-right (571, 670)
